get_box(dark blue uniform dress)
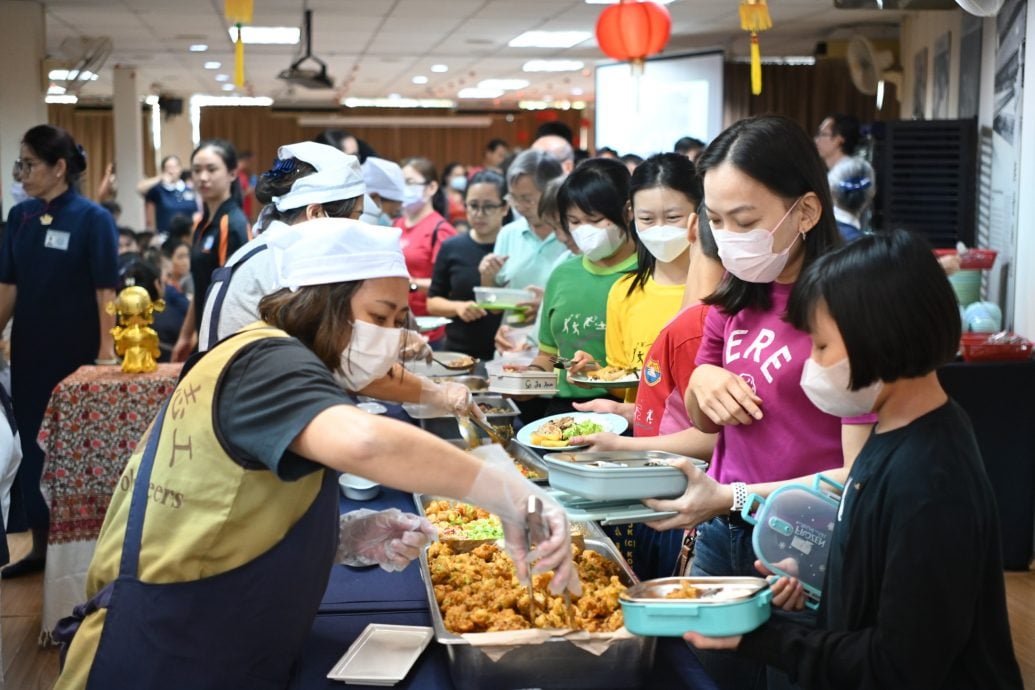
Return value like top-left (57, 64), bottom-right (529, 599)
top-left (0, 188), bottom-right (118, 532)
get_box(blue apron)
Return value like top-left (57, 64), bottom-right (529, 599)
top-left (55, 394), bottom-right (339, 689)
top-left (205, 242), bottom-right (269, 350)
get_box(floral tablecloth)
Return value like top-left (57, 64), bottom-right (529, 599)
top-left (37, 363), bottom-right (181, 641)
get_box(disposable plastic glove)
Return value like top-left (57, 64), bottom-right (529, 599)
top-left (337, 508), bottom-right (437, 572)
top-left (462, 445), bottom-right (582, 595)
top-left (419, 378), bottom-right (485, 420)
top-left (400, 329), bottom-right (433, 363)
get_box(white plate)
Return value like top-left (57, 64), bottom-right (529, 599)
top-left (357, 402), bottom-right (387, 415)
top-left (327, 623), bottom-right (433, 685)
top-left (568, 371), bottom-right (640, 389)
top-left (414, 316), bottom-right (451, 332)
top-left (403, 351), bottom-right (475, 377)
top-left (515, 412), bottom-right (629, 450)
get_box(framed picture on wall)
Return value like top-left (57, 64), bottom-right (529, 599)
top-left (932, 32), bottom-right (952, 119)
top-left (913, 47), bottom-right (928, 119)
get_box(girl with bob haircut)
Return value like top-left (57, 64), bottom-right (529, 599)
top-left (687, 229), bottom-right (1023, 690)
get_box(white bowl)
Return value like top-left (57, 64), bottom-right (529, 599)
top-left (339, 473), bottom-right (381, 501)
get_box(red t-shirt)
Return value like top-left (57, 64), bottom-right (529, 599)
top-left (394, 212), bottom-right (456, 338)
top-left (632, 303), bottom-right (709, 437)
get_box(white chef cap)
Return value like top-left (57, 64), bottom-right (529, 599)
top-left (267, 217), bottom-right (409, 291)
top-left (271, 142), bottom-right (365, 212)
top-left (361, 157), bottom-right (407, 202)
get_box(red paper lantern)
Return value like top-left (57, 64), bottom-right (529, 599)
top-left (595, 0), bottom-right (672, 64)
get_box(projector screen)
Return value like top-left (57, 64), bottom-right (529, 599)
top-left (594, 51), bottom-right (724, 158)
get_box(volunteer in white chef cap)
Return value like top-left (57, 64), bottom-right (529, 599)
top-left (359, 156), bottom-right (407, 226)
top-left (186, 140), bottom-right (474, 418)
top-left (56, 218), bottom-right (580, 689)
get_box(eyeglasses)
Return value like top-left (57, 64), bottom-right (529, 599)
top-left (14, 158), bottom-right (40, 174)
top-left (506, 193), bottom-right (538, 206)
top-left (465, 202), bottom-right (505, 215)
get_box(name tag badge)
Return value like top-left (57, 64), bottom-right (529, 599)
top-left (182, 191), bottom-right (195, 201)
top-left (203, 235), bottom-right (215, 251)
top-left (44, 229), bottom-right (71, 251)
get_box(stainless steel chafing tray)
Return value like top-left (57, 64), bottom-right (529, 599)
top-left (417, 537), bottom-right (656, 690)
top-left (444, 439), bottom-right (549, 483)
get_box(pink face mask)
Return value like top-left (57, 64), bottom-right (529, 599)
top-left (711, 197), bottom-right (804, 283)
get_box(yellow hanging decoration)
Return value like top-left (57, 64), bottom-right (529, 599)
top-left (224, 0), bottom-right (253, 88)
top-left (739, 0), bottom-right (772, 96)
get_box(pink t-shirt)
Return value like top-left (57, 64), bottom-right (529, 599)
top-left (695, 282), bottom-right (848, 484)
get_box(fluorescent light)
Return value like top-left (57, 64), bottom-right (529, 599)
top-left (477, 78), bottom-right (529, 91)
top-left (519, 100), bottom-right (549, 110)
top-left (144, 94), bottom-right (159, 105)
top-left (49, 69), bottom-right (99, 81)
top-left (45, 94), bottom-right (78, 104)
top-left (523, 59), bottom-right (585, 73)
top-left (430, 64), bottom-right (448, 73)
top-left (190, 43), bottom-right (208, 52)
top-left (227, 26), bottom-right (300, 45)
top-left (573, 100), bottom-right (586, 110)
top-left (342, 97), bottom-right (456, 108)
top-left (47, 84), bottom-right (66, 95)
top-left (458, 87), bottom-right (504, 99)
top-left (214, 73), bottom-right (230, 82)
top-left (412, 75), bottom-right (429, 84)
top-left (204, 61), bottom-right (221, 70)
top-left (388, 92), bottom-right (402, 99)
top-left (571, 87), bottom-right (584, 96)
top-left (221, 83), bottom-right (235, 91)
top-left (192, 95), bottom-right (273, 107)
top-left (508, 31), bottom-right (592, 49)
top-left (586, 0), bottom-right (676, 3)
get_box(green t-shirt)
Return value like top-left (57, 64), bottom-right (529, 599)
top-left (538, 253), bottom-right (638, 399)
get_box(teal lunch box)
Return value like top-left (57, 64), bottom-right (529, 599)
top-left (620, 577), bottom-right (773, 637)
top-left (742, 473), bottom-right (844, 610)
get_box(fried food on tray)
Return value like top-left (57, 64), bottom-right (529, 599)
top-left (585, 365), bottom-right (636, 381)
top-left (429, 541), bottom-right (626, 633)
top-left (445, 355), bottom-right (476, 369)
top-left (529, 415), bottom-right (604, 447)
top-left (664, 581), bottom-right (701, 599)
top-left (424, 499), bottom-right (503, 540)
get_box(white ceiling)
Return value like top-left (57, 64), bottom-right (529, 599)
top-left (44, 0), bottom-right (903, 107)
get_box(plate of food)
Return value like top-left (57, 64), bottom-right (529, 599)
top-left (515, 412), bottom-right (628, 450)
top-left (569, 365), bottom-right (640, 388)
top-left (404, 351), bottom-right (475, 377)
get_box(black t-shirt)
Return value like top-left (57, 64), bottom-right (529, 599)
top-left (739, 401), bottom-right (1023, 689)
top-left (213, 337), bottom-right (352, 480)
top-left (427, 233), bottom-right (502, 360)
top-left (191, 199), bottom-right (249, 332)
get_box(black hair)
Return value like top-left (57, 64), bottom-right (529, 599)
top-left (620, 153), bottom-right (644, 169)
top-left (537, 177), bottom-right (563, 224)
top-left (696, 202), bottom-right (719, 260)
top-left (674, 137), bottom-right (706, 155)
top-left (573, 148), bottom-right (590, 167)
top-left (180, 170), bottom-right (192, 184)
top-left (22, 125), bottom-right (87, 186)
top-left (534, 121), bottom-right (574, 144)
top-left (191, 139), bottom-right (242, 211)
top-left (117, 252), bottom-right (162, 301)
top-left (254, 156), bottom-right (360, 226)
top-left (557, 158), bottom-right (631, 240)
top-left (166, 213), bottom-right (193, 242)
top-left (626, 153), bottom-right (703, 295)
top-left (160, 155), bottom-right (181, 170)
top-left (161, 237), bottom-right (189, 259)
top-left (596, 146), bottom-right (619, 157)
top-left (465, 169), bottom-right (506, 201)
top-left (118, 226), bottom-right (138, 241)
top-left (442, 162), bottom-right (465, 181)
top-left (486, 138), bottom-right (508, 153)
top-left (401, 156), bottom-right (447, 217)
top-left (101, 200), bottom-right (122, 218)
top-left (697, 115), bottom-right (842, 315)
top-left (828, 113), bottom-right (861, 156)
top-left (787, 229), bottom-right (960, 388)
top-left (312, 130), bottom-right (378, 163)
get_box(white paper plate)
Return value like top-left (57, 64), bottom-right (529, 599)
top-left (568, 371), bottom-right (640, 389)
top-left (327, 623), bottom-right (433, 685)
top-left (515, 412), bottom-right (629, 450)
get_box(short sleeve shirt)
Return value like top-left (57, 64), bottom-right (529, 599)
top-left (394, 211), bottom-right (456, 318)
top-left (145, 181), bottom-right (199, 233)
top-left (427, 233), bottom-right (502, 360)
top-left (492, 218), bottom-right (568, 290)
top-left (190, 199), bottom-right (250, 331)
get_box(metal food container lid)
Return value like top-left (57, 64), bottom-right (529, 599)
top-left (620, 577), bottom-right (770, 605)
top-left (544, 451), bottom-right (709, 472)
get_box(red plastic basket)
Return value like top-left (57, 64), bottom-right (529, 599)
top-left (960, 333), bottom-right (1034, 362)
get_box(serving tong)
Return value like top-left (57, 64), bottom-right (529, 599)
top-left (432, 355), bottom-right (478, 371)
top-left (456, 414), bottom-right (514, 448)
top-left (525, 496), bottom-right (576, 628)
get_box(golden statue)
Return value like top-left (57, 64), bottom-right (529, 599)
top-left (107, 286), bottom-right (165, 373)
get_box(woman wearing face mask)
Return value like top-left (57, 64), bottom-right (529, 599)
top-left (523, 158), bottom-right (637, 417)
top-left (53, 220), bottom-right (580, 690)
top-left (171, 140), bottom-right (250, 361)
top-left (441, 161), bottom-right (469, 226)
top-left (194, 142), bottom-right (475, 422)
top-left (359, 157), bottom-right (406, 226)
top-left (687, 229), bottom-right (1023, 690)
top-left (426, 170), bottom-right (508, 361)
top-left (394, 157), bottom-right (457, 346)
top-left (0, 125), bottom-right (118, 578)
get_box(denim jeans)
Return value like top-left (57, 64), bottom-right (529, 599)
top-left (689, 516), bottom-right (811, 690)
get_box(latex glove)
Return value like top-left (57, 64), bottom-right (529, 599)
top-left (419, 378), bottom-right (485, 420)
top-left (400, 329), bottom-right (433, 363)
top-left (495, 324), bottom-right (532, 353)
top-left (463, 445), bottom-right (581, 595)
top-left (642, 456), bottom-right (730, 532)
top-left (689, 363), bottom-right (763, 426)
top-left (337, 508), bottom-right (437, 572)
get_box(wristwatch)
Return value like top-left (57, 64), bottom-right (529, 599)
top-left (730, 482), bottom-right (748, 514)
top-left (409, 281), bottom-right (418, 293)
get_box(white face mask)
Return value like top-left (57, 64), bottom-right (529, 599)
top-left (800, 357), bottom-right (882, 418)
top-left (571, 222), bottom-right (626, 261)
top-left (711, 197), bottom-right (803, 283)
top-left (402, 184), bottom-right (427, 215)
top-left (336, 320), bottom-right (402, 391)
top-left (637, 224), bottom-right (690, 262)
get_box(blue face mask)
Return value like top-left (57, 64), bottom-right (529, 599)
top-left (449, 176), bottom-right (467, 193)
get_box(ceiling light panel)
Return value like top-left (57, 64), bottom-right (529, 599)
top-left (227, 26), bottom-right (301, 45)
top-left (522, 59), bottom-right (585, 72)
top-left (508, 31), bottom-right (592, 49)
top-left (477, 78), bottom-right (529, 90)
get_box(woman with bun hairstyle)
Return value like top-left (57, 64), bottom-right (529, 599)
top-left (0, 125), bottom-right (119, 576)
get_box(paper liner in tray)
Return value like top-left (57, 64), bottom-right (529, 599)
top-left (455, 626), bottom-right (637, 662)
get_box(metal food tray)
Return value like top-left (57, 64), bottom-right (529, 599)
top-left (417, 537), bottom-right (656, 690)
top-left (445, 439), bottom-right (549, 483)
top-left (542, 451), bottom-right (709, 501)
top-left (403, 394), bottom-right (520, 420)
top-left (413, 494), bottom-right (604, 543)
